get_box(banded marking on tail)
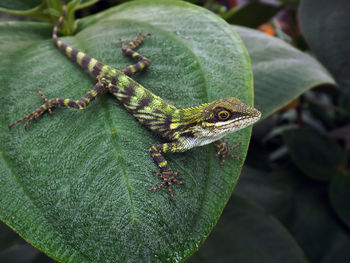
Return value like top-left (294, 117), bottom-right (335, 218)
top-left (52, 0), bottom-right (104, 78)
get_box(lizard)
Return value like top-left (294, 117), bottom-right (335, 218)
top-left (9, 0), bottom-right (261, 201)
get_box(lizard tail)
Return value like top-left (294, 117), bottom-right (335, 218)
top-left (52, 0), bottom-right (104, 78)
top-left (52, 0), bottom-right (66, 43)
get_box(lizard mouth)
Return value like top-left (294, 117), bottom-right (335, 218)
top-left (216, 111), bottom-right (261, 133)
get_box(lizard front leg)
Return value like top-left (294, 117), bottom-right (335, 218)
top-left (149, 143), bottom-right (185, 201)
top-left (214, 138), bottom-right (242, 165)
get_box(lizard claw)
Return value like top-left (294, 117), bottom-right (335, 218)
top-left (9, 90), bottom-right (52, 130)
top-left (149, 170), bottom-right (184, 201)
top-left (215, 138), bottom-right (242, 165)
top-left (120, 31), bottom-right (151, 50)
top-left (9, 107), bottom-right (46, 130)
top-left (10, 111), bottom-right (43, 130)
top-left (133, 31), bottom-right (151, 43)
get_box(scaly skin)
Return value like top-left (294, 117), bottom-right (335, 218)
top-left (9, 0), bottom-right (261, 201)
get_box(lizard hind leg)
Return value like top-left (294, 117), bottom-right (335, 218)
top-left (9, 80), bottom-right (107, 129)
top-left (9, 89), bottom-right (55, 129)
top-left (120, 32), bottom-right (151, 77)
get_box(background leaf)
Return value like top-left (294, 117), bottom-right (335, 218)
top-left (283, 128), bottom-right (346, 181)
top-left (0, 242), bottom-right (55, 263)
top-left (234, 25), bottom-right (336, 118)
top-left (233, 163), bottom-right (350, 263)
top-left (187, 195), bottom-right (308, 263)
top-left (222, 2), bottom-right (282, 28)
top-left (0, 222), bottom-right (21, 252)
top-left (299, 0), bottom-right (350, 103)
top-left (0, 0), bottom-right (42, 11)
top-left (0, 0), bottom-right (98, 31)
top-left (0, 1), bottom-right (50, 23)
top-left (330, 172), bottom-right (350, 228)
top-left (0, 1), bottom-right (253, 262)
top-left (235, 166), bottom-right (295, 223)
top-left (288, 183), bottom-right (350, 263)
top-left (76, 0), bottom-right (99, 10)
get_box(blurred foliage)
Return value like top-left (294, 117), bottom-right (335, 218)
top-left (299, 0), bottom-right (350, 110)
top-left (0, 0), bottom-right (98, 34)
top-left (0, 222), bottom-right (21, 252)
top-left (283, 128), bottom-right (346, 181)
top-left (221, 2), bottom-right (283, 28)
top-left (0, 0), bottom-right (349, 262)
top-left (233, 25), bottom-right (335, 119)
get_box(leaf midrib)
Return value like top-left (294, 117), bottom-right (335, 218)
top-left (99, 96), bottom-right (143, 253)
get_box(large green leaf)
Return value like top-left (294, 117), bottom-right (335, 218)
top-left (0, 1), bottom-right (253, 262)
top-left (299, 0), bottom-right (350, 103)
top-left (233, 25), bottom-right (336, 118)
top-left (187, 195), bottom-right (308, 263)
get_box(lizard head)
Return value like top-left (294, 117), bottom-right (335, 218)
top-left (199, 97), bottom-right (261, 134)
top-left (178, 97), bottom-right (261, 146)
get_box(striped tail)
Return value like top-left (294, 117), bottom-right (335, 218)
top-left (52, 0), bottom-right (104, 78)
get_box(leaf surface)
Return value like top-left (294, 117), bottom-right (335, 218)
top-left (0, 1), bottom-right (253, 262)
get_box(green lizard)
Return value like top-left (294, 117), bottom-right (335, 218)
top-left (9, 0), bottom-right (261, 201)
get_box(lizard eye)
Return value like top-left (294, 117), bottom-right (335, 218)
top-left (217, 110), bottom-right (231, 121)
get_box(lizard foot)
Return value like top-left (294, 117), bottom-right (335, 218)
top-left (9, 89), bottom-right (52, 129)
top-left (132, 31), bottom-right (151, 45)
top-left (120, 31), bottom-right (151, 50)
top-left (149, 170), bottom-right (184, 201)
top-left (215, 138), bottom-right (242, 165)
